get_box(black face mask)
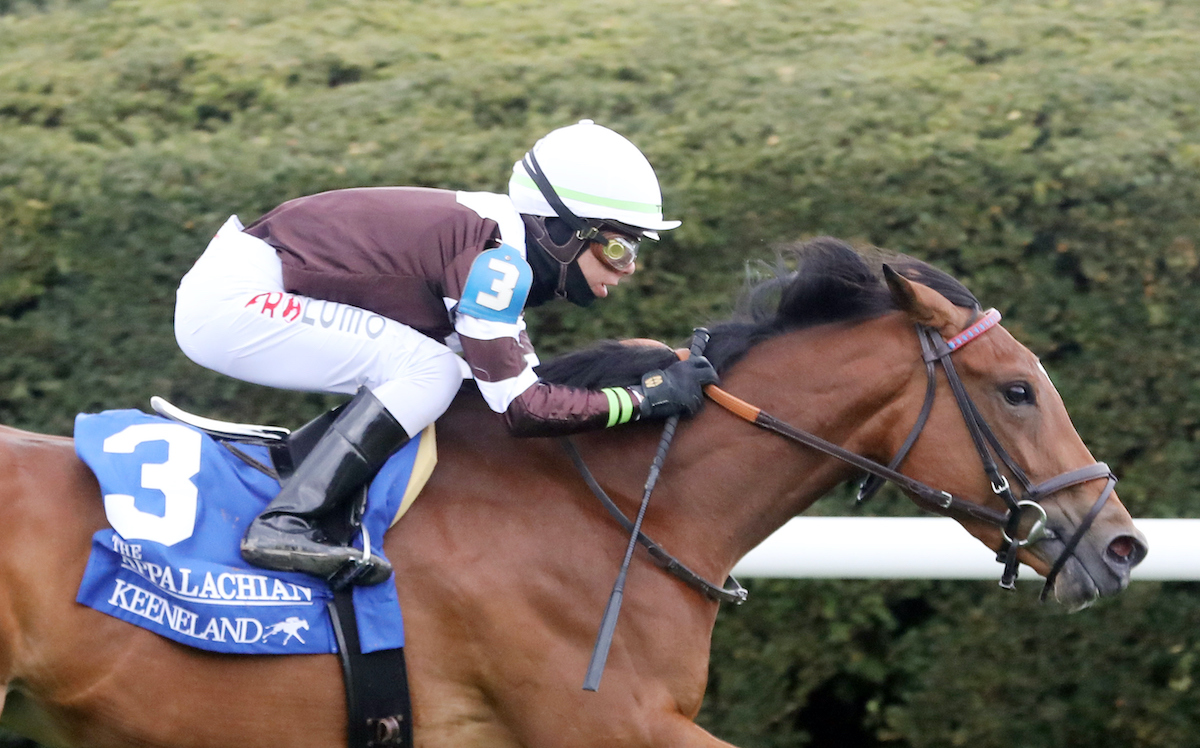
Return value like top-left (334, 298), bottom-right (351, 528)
top-left (522, 216), bottom-right (597, 308)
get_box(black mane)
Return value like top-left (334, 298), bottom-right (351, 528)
top-left (536, 237), bottom-right (980, 389)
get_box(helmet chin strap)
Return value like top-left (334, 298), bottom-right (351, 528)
top-left (522, 149), bottom-right (624, 300)
top-left (521, 151), bottom-right (600, 243)
top-left (522, 215), bottom-right (590, 300)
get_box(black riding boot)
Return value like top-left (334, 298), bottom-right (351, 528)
top-left (241, 387), bottom-right (409, 586)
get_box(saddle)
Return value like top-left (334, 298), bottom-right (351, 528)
top-left (151, 396), bottom-right (432, 556)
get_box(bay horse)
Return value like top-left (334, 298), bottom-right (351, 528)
top-left (0, 239), bottom-right (1147, 747)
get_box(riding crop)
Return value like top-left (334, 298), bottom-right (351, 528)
top-left (583, 327), bottom-right (711, 692)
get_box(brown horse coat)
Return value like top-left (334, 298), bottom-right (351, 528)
top-left (0, 255), bottom-right (1145, 747)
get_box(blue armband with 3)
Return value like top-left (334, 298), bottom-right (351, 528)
top-left (458, 246), bottom-right (533, 324)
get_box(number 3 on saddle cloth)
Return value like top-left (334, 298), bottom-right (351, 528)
top-left (74, 408), bottom-right (436, 657)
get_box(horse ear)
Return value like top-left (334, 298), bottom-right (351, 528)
top-left (883, 264), bottom-right (973, 337)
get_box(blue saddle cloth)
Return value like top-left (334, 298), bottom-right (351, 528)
top-left (75, 409), bottom-right (415, 655)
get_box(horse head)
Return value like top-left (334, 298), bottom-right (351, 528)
top-left (543, 239), bottom-right (1146, 613)
top-left (881, 262), bottom-right (1147, 609)
top-left (563, 238), bottom-right (1144, 615)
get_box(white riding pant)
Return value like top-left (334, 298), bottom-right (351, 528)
top-left (175, 216), bottom-right (467, 435)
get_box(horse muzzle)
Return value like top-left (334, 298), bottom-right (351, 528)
top-left (1037, 515), bottom-right (1149, 610)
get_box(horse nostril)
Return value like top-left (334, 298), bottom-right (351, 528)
top-left (1107, 535), bottom-right (1146, 566)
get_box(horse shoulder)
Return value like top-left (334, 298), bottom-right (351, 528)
top-left (388, 395), bottom-right (587, 588)
top-left (385, 395), bottom-right (722, 744)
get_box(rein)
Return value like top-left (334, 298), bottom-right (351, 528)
top-left (561, 438), bottom-right (748, 605)
top-left (706, 309), bottom-right (1117, 599)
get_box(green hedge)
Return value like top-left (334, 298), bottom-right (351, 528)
top-left (2, 0), bottom-right (1199, 745)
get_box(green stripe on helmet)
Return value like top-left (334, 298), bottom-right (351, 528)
top-left (512, 173), bottom-right (662, 215)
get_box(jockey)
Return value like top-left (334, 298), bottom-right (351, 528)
top-left (174, 120), bottom-right (719, 586)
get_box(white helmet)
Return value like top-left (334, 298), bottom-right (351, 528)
top-left (509, 120), bottom-right (681, 239)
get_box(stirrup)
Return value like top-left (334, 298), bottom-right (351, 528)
top-left (327, 523), bottom-right (388, 589)
top-left (328, 557), bottom-right (388, 590)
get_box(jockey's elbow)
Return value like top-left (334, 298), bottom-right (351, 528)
top-left (501, 406), bottom-right (541, 438)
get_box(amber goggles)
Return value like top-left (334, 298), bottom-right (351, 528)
top-left (593, 233), bottom-right (640, 270)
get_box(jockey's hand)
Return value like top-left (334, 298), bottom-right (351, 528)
top-left (637, 356), bottom-right (720, 420)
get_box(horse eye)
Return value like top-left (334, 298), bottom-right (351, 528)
top-left (1003, 382), bottom-right (1035, 406)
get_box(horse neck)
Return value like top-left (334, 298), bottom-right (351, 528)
top-left (624, 314), bottom-right (924, 575)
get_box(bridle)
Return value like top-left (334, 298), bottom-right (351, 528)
top-left (567, 308), bottom-right (1117, 606)
top-left (705, 308), bottom-right (1117, 601)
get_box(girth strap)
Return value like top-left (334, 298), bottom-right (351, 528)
top-left (327, 591), bottom-right (413, 748)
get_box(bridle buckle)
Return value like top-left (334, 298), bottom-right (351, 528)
top-left (574, 225), bottom-right (600, 241)
top-left (991, 475), bottom-right (1010, 496)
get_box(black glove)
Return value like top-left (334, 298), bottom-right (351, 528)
top-left (637, 356), bottom-right (720, 421)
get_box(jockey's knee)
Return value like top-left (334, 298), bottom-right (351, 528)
top-left (373, 349), bottom-right (464, 434)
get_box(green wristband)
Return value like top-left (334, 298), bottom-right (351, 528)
top-left (602, 387), bottom-right (636, 427)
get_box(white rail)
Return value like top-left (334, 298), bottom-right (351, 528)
top-left (731, 517), bottom-right (1193, 581)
